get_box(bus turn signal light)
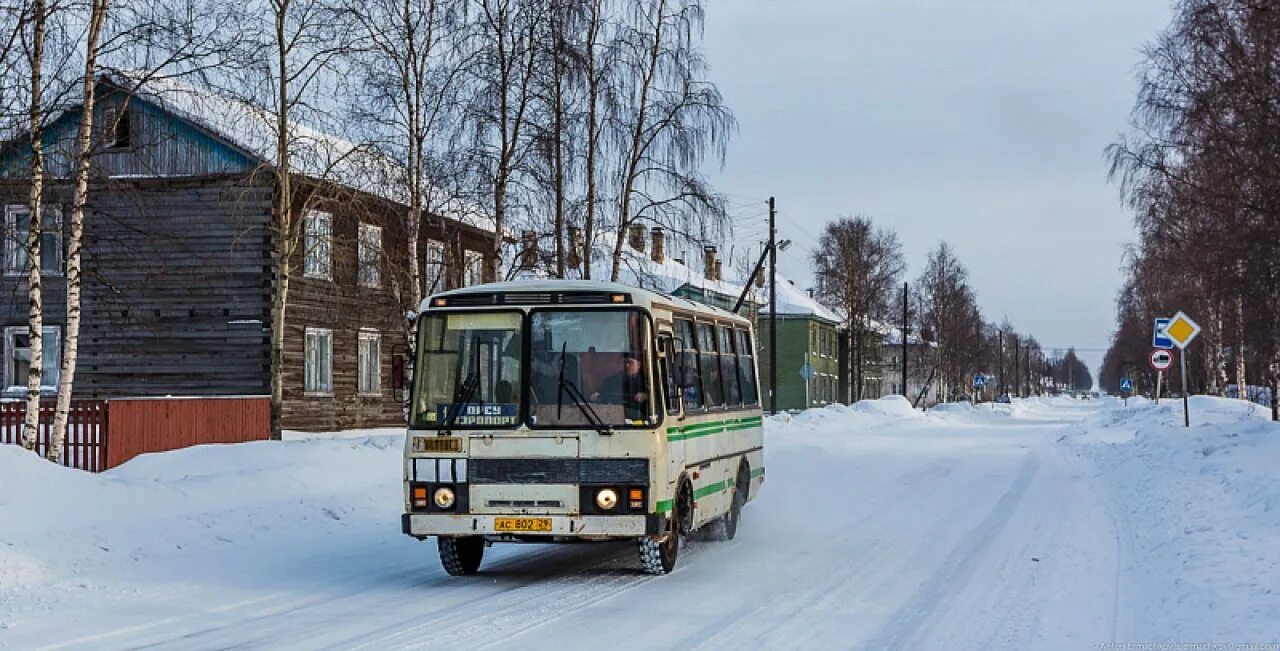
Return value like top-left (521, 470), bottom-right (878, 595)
top-left (629, 488), bottom-right (644, 509)
top-left (412, 486), bottom-right (428, 508)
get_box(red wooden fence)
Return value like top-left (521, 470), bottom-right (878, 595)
top-left (105, 397), bottom-right (271, 468)
top-left (0, 400), bottom-right (110, 471)
top-left (0, 396), bottom-right (270, 472)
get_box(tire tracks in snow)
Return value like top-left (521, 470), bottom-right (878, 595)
top-left (855, 449), bottom-right (1041, 651)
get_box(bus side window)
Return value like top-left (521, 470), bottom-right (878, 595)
top-left (698, 322), bottom-right (724, 408)
top-left (659, 336), bottom-right (681, 416)
top-left (718, 325), bottom-right (742, 407)
top-left (676, 319), bottom-right (703, 411)
top-left (737, 329), bottom-right (760, 406)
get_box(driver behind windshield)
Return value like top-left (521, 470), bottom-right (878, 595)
top-left (590, 353), bottom-right (649, 419)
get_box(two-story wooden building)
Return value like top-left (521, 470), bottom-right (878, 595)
top-left (0, 74), bottom-right (495, 431)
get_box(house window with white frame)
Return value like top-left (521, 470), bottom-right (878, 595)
top-left (358, 223), bottom-right (381, 288)
top-left (424, 240), bottom-right (445, 294)
top-left (4, 326), bottom-right (60, 393)
top-left (463, 249), bottom-right (484, 287)
top-left (304, 327), bottom-right (333, 394)
top-left (358, 329), bottom-right (381, 395)
top-left (5, 205), bottom-right (63, 276)
top-left (303, 211), bottom-right (332, 279)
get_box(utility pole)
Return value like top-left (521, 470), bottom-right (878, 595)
top-left (997, 331), bottom-right (1004, 397)
top-left (901, 282), bottom-right (908, 398)
top-left (769, 196), bottom-right (777, 415)
top-left (1012, 335), bottom-right (1020, 399)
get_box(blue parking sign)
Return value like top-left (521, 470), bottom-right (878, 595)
top-left (1153, 318), bottom-right (1174, 349)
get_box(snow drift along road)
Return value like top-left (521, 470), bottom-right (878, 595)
top-left (1, 396), bottom-right (1276, 650)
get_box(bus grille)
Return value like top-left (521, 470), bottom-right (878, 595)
top-left (469, 458), bottom-right (648, 485)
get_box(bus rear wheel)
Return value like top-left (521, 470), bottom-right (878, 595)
top-left (708, 464), bottom-right (749, 541)
top-left (438, 536), bottom-right (485, 576)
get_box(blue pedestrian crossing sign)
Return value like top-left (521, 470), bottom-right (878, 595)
top-left (1153, 318), bottom-right (1174, 349)
top-left (799, 362), bottom-right (816, 381)
top-left (973, 373), bottom-right (987, 389)
top-left (1120, 378), bottom-right (1133, 393)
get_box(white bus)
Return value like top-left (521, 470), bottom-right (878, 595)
top-left (401, 280), bottom-right (765, 575)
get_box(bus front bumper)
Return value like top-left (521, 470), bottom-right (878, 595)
top-left (402, 513), bottom-right (655, 539)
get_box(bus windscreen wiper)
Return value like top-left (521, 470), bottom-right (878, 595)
top-left (556, 343), bottom-right (613, 435)
top-left (442, 342), bottom-right (481, 432)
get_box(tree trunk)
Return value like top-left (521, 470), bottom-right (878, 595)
top-left (581, 0), bottom-right (603, 280)
top-left (21, 0), bottom-right (47, 453)
top-left (50, 0), bottom-right (109, 462)
top-left (1235, 291), bottom-right (1247, 400)
top-left (270, 2), bottom-right (293, 441)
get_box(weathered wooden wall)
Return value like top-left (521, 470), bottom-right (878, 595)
top-left (0, 175), bottom-right (274, 399)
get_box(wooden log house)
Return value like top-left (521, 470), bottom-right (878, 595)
top-left (0, 74), bottom-right (495, 431)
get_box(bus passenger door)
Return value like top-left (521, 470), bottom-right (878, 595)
top-left (659, 335), bottom-right (684, 486)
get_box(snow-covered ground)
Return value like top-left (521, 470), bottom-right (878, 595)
top-left (1, 396), bottom-right (1276, 649)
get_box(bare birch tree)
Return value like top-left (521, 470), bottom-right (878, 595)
top-left (20, 0), bottom-right (50, 452)
top-left (812, 216), bottom-right (905, 401)
top-left (607, 0), bottom-right (733, 281)
top-left (462, 0), bottom-right (543, 280)
top-left (45, 0), bottom-right (107, 462)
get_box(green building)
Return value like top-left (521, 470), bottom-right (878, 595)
top-left (755, 282), bottom-right (843, 411)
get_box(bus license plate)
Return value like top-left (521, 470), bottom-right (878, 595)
top-left (494, 517), bottom-right (552, 532)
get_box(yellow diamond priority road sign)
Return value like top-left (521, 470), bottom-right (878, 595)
top-left (1166, 311), bottom-right (1201, 349)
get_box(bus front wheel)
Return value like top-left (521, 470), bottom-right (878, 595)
top-left (640, 480), bottom-right (691, 575)
top-left (438, 536), bottom-right (485, 576)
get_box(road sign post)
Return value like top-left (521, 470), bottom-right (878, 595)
top-left (1166, 311), bottom-right (1201, 427)
top-left (1150, 349), bottom-right (1173, 406)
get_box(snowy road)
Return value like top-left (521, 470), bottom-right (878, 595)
top-left (3, 397), bottom-right (1275, 649)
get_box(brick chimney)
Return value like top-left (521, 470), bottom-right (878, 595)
top-left (650, 227), bottom-right (665, 264)
top-left (628, 224), bottom-right (646, 253)
top-left (713, 259), bottom-right (723, 282)
top-left (703, 246), bottom-right (717, 280)
top-left (521, 230), bottom-right (537, 268)
top-left (567, 226), bottom-right (581, 270)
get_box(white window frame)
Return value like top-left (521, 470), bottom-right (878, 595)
top-left (357, 329), bottom-right (381, 395)
top-left (100, 106), bottom-right (130, 149)
top-left (304, 327), bottom-right (333, 395)
top-left (4, 325), bottom-right (61, 393)
top-left (303, 211), bottom-right (332, 280)
top-left (4, 205), bottom-right (62, 277)
top-left (463, 249), bottom-right (484, 287)
top-left (424, 239), bottom-right (445, 294)
top-left (358, 223), bottom-right (382, 288)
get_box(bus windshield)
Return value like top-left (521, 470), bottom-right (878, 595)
top-left (528, 309), bottom-right (655, 428)
top-left (412, 311), bottom-right (523, 429)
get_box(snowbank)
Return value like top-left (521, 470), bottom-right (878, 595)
top-left (1060, 396), bottom-right (1280, 641)
top-left (0, 435), bottom-right (405, 598)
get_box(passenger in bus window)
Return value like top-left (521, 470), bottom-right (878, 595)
top-left (590, 353), bottom-right (649, 419)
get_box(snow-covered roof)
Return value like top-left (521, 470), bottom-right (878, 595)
top-left (759, 275), bottom-right (841, 323)
top-left (608, 240), bottom-right (761, 305)
top-left (103, 71), bottom-right (495, 233)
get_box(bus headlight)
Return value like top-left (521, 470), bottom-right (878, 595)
top-left (595, 488), bottom-right (619, 511)
top-left (433, 486), bottom-right (456, 509)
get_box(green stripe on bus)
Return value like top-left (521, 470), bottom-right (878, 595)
top-left (657, 468), bottom-right (763, 514)
top-left (693, 481), bottom-right (730, 500)
top-left (667, 415), bottom-right (763, 441)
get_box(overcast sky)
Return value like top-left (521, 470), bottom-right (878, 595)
top-left (700, 1), bottom-right (1173, 383)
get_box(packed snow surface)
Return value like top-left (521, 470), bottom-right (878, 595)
top-left (1, 396), bottom-right (1276, 649)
